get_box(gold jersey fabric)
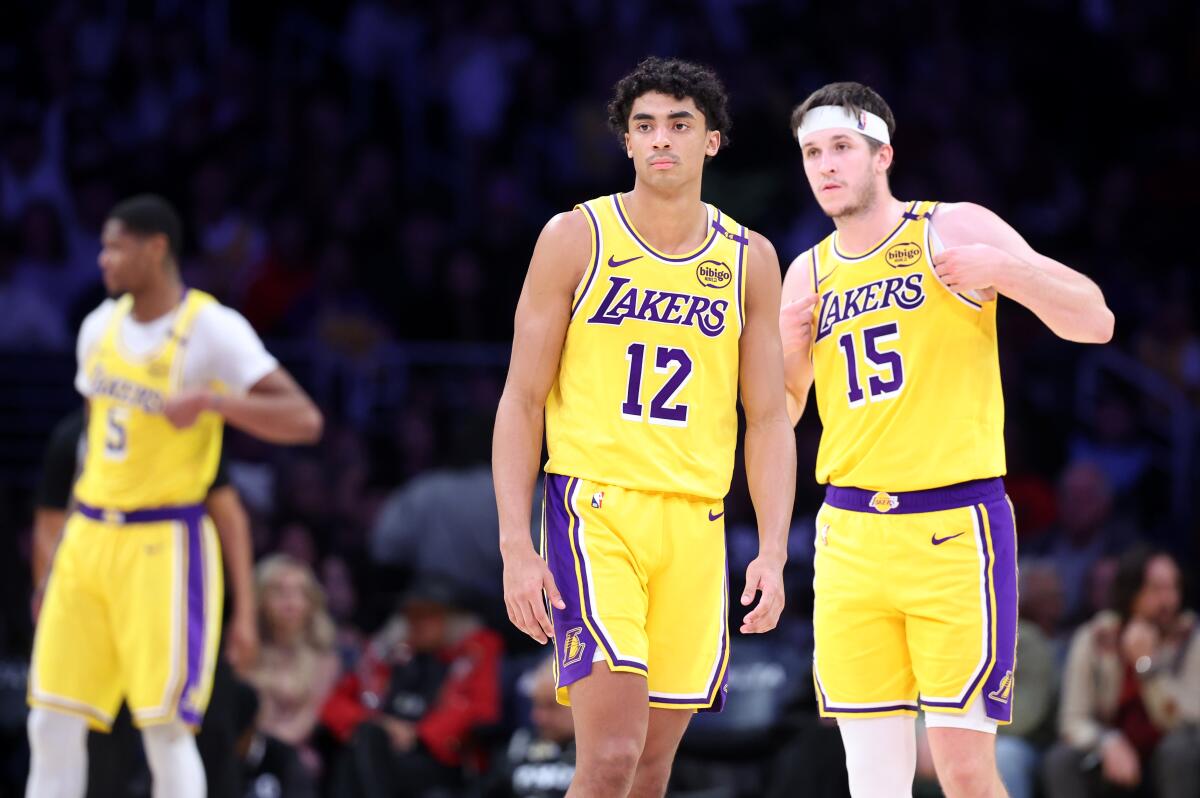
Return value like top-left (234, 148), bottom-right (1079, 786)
top-left (74, 289), bottom-right (224, 510)
top-left (810, 201), bottom-right (1005, 491)
top-left (545, 194), bottom-right (748, 500)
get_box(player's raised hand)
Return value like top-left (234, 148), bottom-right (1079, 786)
top-left (932, 245), bottom-right (1000, 301)
top-left (740, 555), bottom-right (785, 634)
top-left (502, 544), bottom-right (566, 644)
top-left (780, 292), bottom-right (820, 357)
top-left (164, 389), bottom-right (214, 429)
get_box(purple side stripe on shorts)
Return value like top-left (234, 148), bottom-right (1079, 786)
top-left (543, 474), bottom-right (645, 694)
top-left (178, 512), bottom-right (207, 726)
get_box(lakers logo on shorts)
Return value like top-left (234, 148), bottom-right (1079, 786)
top-left (988, 670), bottom-right (1014, 704)
top-left (562, 627), bottom-right (587, 667)
top-left (869, 492), bottom-right (899, 513)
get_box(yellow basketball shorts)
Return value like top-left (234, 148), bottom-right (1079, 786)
top-left (29, 502), bottom-right (223, 731)
top-left (542, 473), bottom-right (730, 712)
top-left (812, 478), bottom-right (1017, 723)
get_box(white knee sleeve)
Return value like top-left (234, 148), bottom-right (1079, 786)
top-left (141, 722), bottom-right (206, 798)
top-left (838, 715), bottom-right (917, 798)
top-left (26, 708), bottom-right (89, 798)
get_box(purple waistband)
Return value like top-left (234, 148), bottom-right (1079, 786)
top-left (75, 501), bottom-right (205, 525)
top-left (823, 477), bottom-right (1005, 515)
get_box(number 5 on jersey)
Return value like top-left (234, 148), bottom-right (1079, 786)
top-left (104, 406), bottom-right (130, 460)
top-left (622, 343), bottom-right (693, 426)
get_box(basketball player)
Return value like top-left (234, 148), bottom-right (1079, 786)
top-left (32, 408), bottom-right (256, 798)
top-left (494, 57), bottom-right (795, 797)
top-left (780, 83), bottom-right (1113, 798)
top-left (27, 194), bottom-right (323, 798)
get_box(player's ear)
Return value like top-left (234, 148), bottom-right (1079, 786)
top-left (625, 131), bottom-right (633, 159)
top-left (706, 130), bottom-right (721, 158)
top-left (875, 143), bottom-right (894, 175)
top-left (147, 232), bottom-right (170, 264)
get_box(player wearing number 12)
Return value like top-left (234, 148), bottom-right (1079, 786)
top-left (495, 58), bottom-right (795, 798)
top-left (26, 195), bottom-right (322, 798)
top-left (780, 83), bottom-right (1114, 798)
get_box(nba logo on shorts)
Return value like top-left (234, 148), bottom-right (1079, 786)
top-left (562, 627), bottom-right (587, 667)
top-left (591, 491), bottom-right (604, 509)
top-left (869, 491), bottom-right (899, 513)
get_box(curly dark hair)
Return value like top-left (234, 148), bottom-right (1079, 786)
top-left (606, 56), bottom-right (731, 150)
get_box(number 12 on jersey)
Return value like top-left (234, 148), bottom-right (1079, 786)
top-left (837, 322), bottom-right (905, 407)
top-left (622, 343), bottom-right (692, 426)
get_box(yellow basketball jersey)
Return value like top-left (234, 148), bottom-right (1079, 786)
top-left (810, 200), bottom-right (1005, 491)
top-left (74, 290), bottom-right (224, 510)
top-left (545, 194), bottom-right (748, 500)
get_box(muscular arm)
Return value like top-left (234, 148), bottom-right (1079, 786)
top-left (493, 210), bottom-right (590, 641)
top-left (165, 368), bottom-right (323, 445)
top-left (206, 484), bottom-right (258, 672)
top-left (931, 202), bottom-right (1114, 343)
top-left (738, 232), bottom-right (796, 633)
top-left (779, 250), bottom-right (819, 426)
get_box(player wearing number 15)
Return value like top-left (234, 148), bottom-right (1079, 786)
top-left (780, 82), bottom-right (1114, 798)
top-left (27, 195), bottom-right (322, 798)
top-left (495, 58), bottom-right (795, 797)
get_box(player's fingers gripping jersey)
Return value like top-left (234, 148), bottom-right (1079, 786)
top-left (812, 479), bottom-right (1017, 723)
top-left (542, 474), bottom-right (730, 712)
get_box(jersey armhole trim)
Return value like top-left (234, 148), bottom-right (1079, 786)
top-left (735, 225), bottom-right (748, 335)
top-left (925, 208), bottom-right (985, 311)
top-left (570, 204), bottom-right (603, 319)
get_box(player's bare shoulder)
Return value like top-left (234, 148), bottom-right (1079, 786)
top-left (929, 202), bottom-right (1007, 248)
top-left (529, 208), bottom-right (594, 292)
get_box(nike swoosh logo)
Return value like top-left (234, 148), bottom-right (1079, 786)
top-left (708, 510), bottom-right (725, 521)
top-left (817, 268), bottom-right (838, 285)
top-left (931, 532), bottom-right (966, 546)
top-left (608, 255), bottom-right (643, 268)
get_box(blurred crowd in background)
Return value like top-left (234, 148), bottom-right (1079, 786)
top-left (0, 0), bottom-right (1197, 796)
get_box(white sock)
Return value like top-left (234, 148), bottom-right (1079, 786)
top-left (838, 715), bottom-right (917, 798)
top-left (26, 708), bottom-right (88, 798)
top-left (141, 722), bottom-right (207, 798)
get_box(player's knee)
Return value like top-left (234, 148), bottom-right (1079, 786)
top-left (583, 734), bottom-right (643, 787)
top-left (27, 707), bottom-right (87, 752)
top-left (933, 754), bottom-right (999, 798)
top-left (140, 720), bottom-right (198, 767)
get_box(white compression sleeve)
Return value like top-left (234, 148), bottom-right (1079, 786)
top-left (141, 722), bottom-right (207, 798)
top-left (838, 715), bottom-right (917, 798)
top-left (26, 707), bottom-right (88, 798)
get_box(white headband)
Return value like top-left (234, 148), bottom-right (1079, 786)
top-left (796, 105), bottom-right (890, 145)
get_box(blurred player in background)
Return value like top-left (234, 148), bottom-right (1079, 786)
top-left (495, 57), bottom-right (795, 797)
top-left (27, 194), bottom-right (322, 798)
top-left (32, 407), bottom-right (257, 798)
top-left (780, 82), bottom-right (1113, 797)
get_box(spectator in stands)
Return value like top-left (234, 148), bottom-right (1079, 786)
top-left (1043, 546), bottom-right (1200, 798)
top-left (484, 657), bottom-right (575, 798)
top-left (1038, 461), bottom-right (1137, 623)
top-left (249, 555), bottom-right (341, 772)
top-left (322, 578), bottom-right (502, 798)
